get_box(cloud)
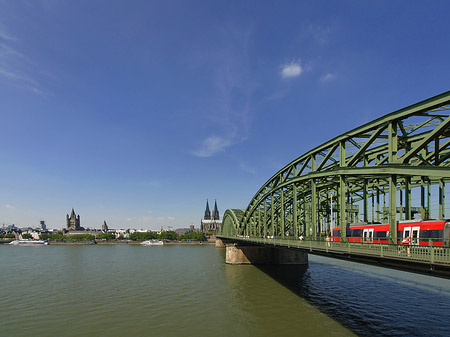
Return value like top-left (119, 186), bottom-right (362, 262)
top-left (267, 88), bottom-right (290, 101)
top-left (167, 217), bottom-right (175, 220)
top-left (5, 204), bottom-right (15, 209)
top-left (0, 27), bottom-right (45, 94)
top-left (125, 216), bottom-right (153, 223)
top-left (192, 136), bottom-right (232, 158)
top-left (239, 162), bottom-right (256, 174)
top-left (309, 24), bottom-right (330, 44)
top-left (320, 73), bottom-right (336, 82)
top-left (281, 60), bottom-right (303, 78)
top-left (190, 24), bottom-right (254, 158)
top-left (0, 27), bottom-right (17, 42)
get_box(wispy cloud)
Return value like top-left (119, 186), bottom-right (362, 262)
top-left (192, 136), bottom-right (232, 158)
top-left (5, 204), bottom-right (15, 209)
top-left (308, 24), bottom-right (331, 44)
top-left (0, 26), bottom-right (45, 94)
top-left (192, 24), bottom-right (255, 158)
top-left (125, 215), bottom-right (175, 225)
top-left (320, 73), bottom-right (336, 82)
top-left (280, 60), bottom-right (303, 78)
top-left (126, 216), bottom-right (152, 224)
top-left (239, 162), bottom-right (256, 174)
top-left (267, 88), bottom-right (290, 101)
top-left (0, 28), bottom-right (17, 42)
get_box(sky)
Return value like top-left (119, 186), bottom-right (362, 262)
top-left (1, 0), bottom-right (450, 230)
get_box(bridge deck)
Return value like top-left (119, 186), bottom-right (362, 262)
top-left (217, 235), bottom-right (450, 278)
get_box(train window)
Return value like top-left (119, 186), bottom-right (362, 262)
top-left (351, 229), bottom-right (361, 237)
top-left (374, 231), bottom-right (387, 239)
top-left (431, 230), bottom-right (443, 238)
top-left (421, 230), bottom-right (430, 239)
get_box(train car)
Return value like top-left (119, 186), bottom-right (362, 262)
top-left (330, 219), bottom-right (450, 246)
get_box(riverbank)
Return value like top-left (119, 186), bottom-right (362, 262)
top-left (44, 240), bottom-right (215, 245)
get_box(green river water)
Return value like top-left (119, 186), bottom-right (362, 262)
top-left (0, 244), bottom-right (354, 337)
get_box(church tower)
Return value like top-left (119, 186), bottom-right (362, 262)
top-left (204, 200), bottom-right (211, 220)
top-left (66, 208), bottom-right (81, 231)
top-left (213, 200), bottom-right (220, 220)
top-left (102, 221), bottom-right (108, 232)
top-left (201, 199), bottom-right (222, 233)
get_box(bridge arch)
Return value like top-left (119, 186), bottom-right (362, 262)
top-left (219, 91), bottom-right (450, 244)
top-left (221, 209), bottom-right (245, 236)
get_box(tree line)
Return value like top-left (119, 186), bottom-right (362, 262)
top-left (36, 231), bottom-right (206, 241)
top-left (0, 233), bottom-right (16, 239)
top-left (39, 233), bottom-right (96, 241)
top-left (128, 231), bottom-right (206, 241)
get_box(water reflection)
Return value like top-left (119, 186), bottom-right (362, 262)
top-left (224, 261), bottom-right (357, 336)
top-left (253, 256), bottom-right (450, 337)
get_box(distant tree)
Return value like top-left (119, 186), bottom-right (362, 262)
top-left (129, 232), bottom-right (157, 241)
top-left (65, 234), bottom-right (95, 241)
top-left (158, 231), bottom-right (179, 241)
top-left (39, 233), bottom-right (64, 241)
top-left (5, 233), bottom-right (16, 239)
top-left (96, 233), bottom-right (115, 240)
top-left (181, 232), bottom-right (206, 241)
top-left (22, 233), bottom-right (32, 239)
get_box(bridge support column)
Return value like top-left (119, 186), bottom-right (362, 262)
top-left (225, 245), bottom-right (308, 265)
top-left (215, 238), bottom-right (226, 248)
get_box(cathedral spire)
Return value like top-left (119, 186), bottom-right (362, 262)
top-left (204, 200), bottom-right (211, 220)
top-left (213, 200), bottom-right (220, 220)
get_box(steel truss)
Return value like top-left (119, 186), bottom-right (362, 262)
top-left (220, 91), bottom-right (450, 244)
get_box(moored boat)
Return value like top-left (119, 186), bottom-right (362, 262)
top-left (141, 240), bottom-right (164, 246)
top-left (9, 240), bottom-right (49, 246)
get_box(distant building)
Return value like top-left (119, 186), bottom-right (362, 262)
top-left (201, 200), bottom-right (222, 233)
top-left (40, 220), bottom-right (46, 230)
top-left (66, 208), bottom-right (82, 231)
top-left (102, 221), bottom-right (108, 232)
top-left (175, 228), bottom-right (191, 236)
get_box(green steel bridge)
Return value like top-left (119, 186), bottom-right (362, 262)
top-left (217, 91), bottom-right (450, 277)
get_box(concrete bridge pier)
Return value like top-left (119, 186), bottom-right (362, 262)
top-left (225, 244), bottom-right (308, 265)
top-left (215, 238), bottom-right (226, 248)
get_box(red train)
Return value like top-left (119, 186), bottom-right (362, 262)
top-left (330, 219), bottom-right (450, 246)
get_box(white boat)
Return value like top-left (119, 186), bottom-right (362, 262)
top-left (141, 240), bottom-right (164, 246)
top-left (9, 240), bottom-right (49, 246)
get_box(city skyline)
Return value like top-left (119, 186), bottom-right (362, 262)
top-left (2, 1), bottom-right (450, 230)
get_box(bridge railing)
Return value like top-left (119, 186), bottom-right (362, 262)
top-left (219, 235), bottom-right (450, 265)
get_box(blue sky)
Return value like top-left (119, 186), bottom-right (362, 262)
top-left (1, 1), bottom-right (450, 230)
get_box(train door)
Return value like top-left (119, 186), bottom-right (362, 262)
top-left (444, 221), bottom-right (450, 246)
top-left (411, 226), bottom-right (420, 245)
top-left (363, 229), bottom-right (373, 243)
top-left (403, 227), bottom-right (411, 240)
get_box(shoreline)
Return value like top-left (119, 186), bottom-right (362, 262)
top-left (39, 240), bottom-right (215, 245)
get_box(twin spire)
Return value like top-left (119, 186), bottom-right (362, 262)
top-left (204, 199), bottom-right (220, 220)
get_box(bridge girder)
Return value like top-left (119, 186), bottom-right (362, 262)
top-left (220, 91), bottom-right (450, 244)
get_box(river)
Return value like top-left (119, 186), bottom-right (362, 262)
top-left (0, 244), bottom-right (449, 336)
